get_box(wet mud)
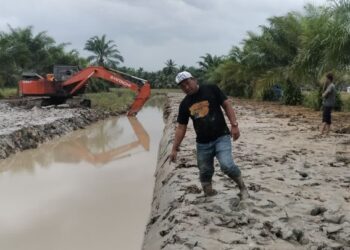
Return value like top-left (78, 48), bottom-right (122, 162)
top-left (143, 94), bottom-right (350, 250)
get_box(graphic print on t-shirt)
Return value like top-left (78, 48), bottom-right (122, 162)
top-left (189, 100), bottom-right (209, 119)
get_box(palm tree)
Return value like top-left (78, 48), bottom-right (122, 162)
top-left (84, 34), bottom-right (124, 68)
top-left (238, 13), bottom-right (303, 101)
top-left (6, 26), bottom-right (56, 72)
top-left (178, 65), bottom-right (187, 71)
top-left (325, 0), bottom-right (350, 68)
top-left (198, 53), bottom-right (223, 71)
top-left (163, 59), bottom-right (177, 75)
top-left (0, 26), bottom-right (83, 87)
top-left (294, 1), bottom-right (350, 82)
top-left (292, 4), bottom-right (330, 85)
top-left (197, 53), bottom-right (223, 85)
top-left (205, 12), bottom-right (306, 101)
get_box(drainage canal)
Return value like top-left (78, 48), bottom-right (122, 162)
top-left (0, 97), bottom-right (166, 250)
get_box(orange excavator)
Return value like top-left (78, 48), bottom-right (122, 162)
top-left (18, 65), bottom-right (151, 116)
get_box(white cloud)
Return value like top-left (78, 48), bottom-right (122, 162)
top-left (0, 0), bottom-right (328, 71)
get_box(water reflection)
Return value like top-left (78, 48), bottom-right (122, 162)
top-left (0, 94), bottom-right (167, 174)
top-left (144, 94), bottom-right (167, 110)
top-left (0, 116), bottom-right (150, 173)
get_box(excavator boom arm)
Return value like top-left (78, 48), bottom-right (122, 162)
top-left (62, 66), bottom-right (151, 115)
top-left (62, 66), bottom-right (140, 92)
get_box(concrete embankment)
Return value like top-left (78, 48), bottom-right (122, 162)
top-left (0, 102), bottom-right (111, 159)
top-left (143, 93), bottom-right (350, 250)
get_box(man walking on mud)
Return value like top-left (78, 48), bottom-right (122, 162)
top-left (169, 71), bottom-right (249, 200)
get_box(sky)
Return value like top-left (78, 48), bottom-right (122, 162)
top-left (0, 0), bottom-right (328, 71)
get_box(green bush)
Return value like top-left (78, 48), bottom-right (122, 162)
top-left (343, 96), bottom-right (350, 112)
top-left (302, 90), bottom-right (321, 110)
top-left (86, 79), bottom-right (110, 93)
top-left (282, 80), bottom-right (303, 105)
top-left (260, 80), bottom-right (303, 104)
top-left (243, 84), bottom-right (254, 98)
top-left (0, 88), bottom-right (17, 99)
top-left (261, 87), bottom-right (276, 101)
top-left (303, 89), bottom-right (343, 111)
top-left (333, 92), bottom-right (343, 111)
top-left (260, 84), bottom-right (281, 101)
top-left (85, 90), bottom-right (135, 113)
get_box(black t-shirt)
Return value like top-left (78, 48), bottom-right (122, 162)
top-left (177, 84), bottom-right (230, 143)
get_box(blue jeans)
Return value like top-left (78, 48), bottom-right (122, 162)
top-left (196, 135), bottom-right (241, 183)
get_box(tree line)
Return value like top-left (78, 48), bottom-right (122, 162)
top-left (0, 0), bottom-right (349, 110)
top-left (204, 0), bottom-right (350, 109)
top-left (127, 0), bottom-right (350, 110)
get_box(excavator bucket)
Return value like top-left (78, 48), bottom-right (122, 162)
top-left (127, 83), bottom-right (151, 116)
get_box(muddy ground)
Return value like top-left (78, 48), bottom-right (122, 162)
top-left (0, 100), bottom-right (113, 159)
top-left (1, 94), bottom-right (349, 250)
top-left (143, 93), bottom-right (350, 250)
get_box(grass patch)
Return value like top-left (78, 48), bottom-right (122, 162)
top-left (0, 88), bottom-right (17, 99)
top-left (302, 91), bottom-right (320, 110)
top-left (150, 88), bottom-right (182, 94)
top-left (86, 87), bottom-right (175, 112)
top-left (341, 92), bottom-right (350, 112)
top-left (85, 88), bottom-right (174, 113)
top-left (85, 89), bottom-right (136, 113)
top-left (303, 90), bottom-right (349, 111)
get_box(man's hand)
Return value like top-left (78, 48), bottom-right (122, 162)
top-left (222, 100), bottom-right (240, 141)
top-left (231, 125), bottom-right (240, 141)
top-left (169, 149), bottom-right (178, 162)
top-left (170, 123), bottom-right (187, 163)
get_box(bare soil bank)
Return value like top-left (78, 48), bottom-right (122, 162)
top-left (0, 101), bottom-right (113, 159)
top-left (143, 93), bottom-right (350, 250)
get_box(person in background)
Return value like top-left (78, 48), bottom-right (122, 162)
top-left (169, 71), bottom-right (249, 200)
top-left (321, 72), bottom-right (336, 136)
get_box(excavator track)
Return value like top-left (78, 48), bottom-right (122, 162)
top-left (4, 97), bottom-right (91, 109)
top-left (3, 97), bottom-right (45, 109)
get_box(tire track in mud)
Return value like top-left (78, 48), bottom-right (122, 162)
top-left (143, 93), bottom-right (350, 250)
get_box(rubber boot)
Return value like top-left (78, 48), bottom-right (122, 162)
top-left (231, 176), bottom-right (249, 200)
top-left (201, 182), bottom-right (218, 196)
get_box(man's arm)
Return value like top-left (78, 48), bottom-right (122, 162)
top-left (222, 99), bottom-right (240, 141)
top-left (169, 123), bottom-right (187, 162)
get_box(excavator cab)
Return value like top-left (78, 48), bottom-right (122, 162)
top-left (53, 65), bottom-right (80, 82)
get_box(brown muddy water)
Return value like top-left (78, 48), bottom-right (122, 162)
top-left (0, 98), bottom-right (165, 250)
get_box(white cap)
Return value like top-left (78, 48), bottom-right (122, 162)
top-left (175, 71), bottom-right (193, 85)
